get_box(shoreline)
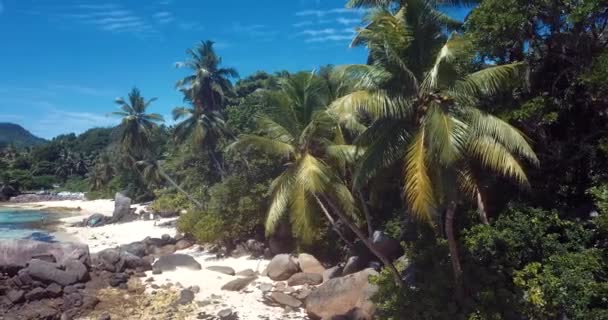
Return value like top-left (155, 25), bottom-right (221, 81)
top-left (3, 199), bottom-right (310, 320)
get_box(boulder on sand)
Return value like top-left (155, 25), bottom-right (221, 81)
top-left (342, 256), bottom-right (363, 276)
top-left (207, 266), bottom-right (236, 276)
top-left (297, 253), bottom-right (324, 275)
top-left (26, 259), bottom-right (79, 286)
top-left (266, 254), bottom-right (299, 281)
top-left (120, 241), bottom-right (147, 257)
top-left (221, 277), bottom-right (257, 291)
top-left (287, 272), bottom-right (323, 286)
top-left (112, 192), bottom-right (132, 222)
top-left (0, 240), bottom-right (90, 272)
top-left (323, 265), bottom-right (343, 282)
top-left (152, 254), bottom-right (201, 272)
top-left (305, 268), bottom-right (378, 320)
top-left (271, 292), bottom-right (302, 308)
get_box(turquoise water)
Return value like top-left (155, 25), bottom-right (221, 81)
top-left (0, 207), bottom-right (57, 242)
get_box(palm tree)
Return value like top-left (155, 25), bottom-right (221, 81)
top-left (175, 40), bottom-right (239, 111)
top-left (331, 6), bottom-right (538, 287)
top-left (228, 71), bottom-right (405, 285)
top-left (112, 88), bottom-right (203, 208)
top-left (172, 88), bottom-right (233, 176)
top-left (111, 88), bottom-right (164, 158)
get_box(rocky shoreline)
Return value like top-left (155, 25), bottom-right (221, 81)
top-left (0, 195), bottom-right (401, 319)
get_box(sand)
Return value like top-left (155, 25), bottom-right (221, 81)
top-left (9, 199), bottom-right (310, 320)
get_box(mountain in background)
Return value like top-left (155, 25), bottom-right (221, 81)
top-left (0, 123), bottom-right (47, 148)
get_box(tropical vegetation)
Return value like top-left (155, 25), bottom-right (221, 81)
top-left (2, 0), bottom-right (607, 318)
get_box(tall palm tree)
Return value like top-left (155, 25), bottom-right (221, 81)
top-left (331, 6), bottom-right (538, 287)
top-left (228, 71), bottom-right (405, 285)
top-left (172, 88), bottom-right (233, 176)
top-left (175, 40), bottom-right (239, 111)
top-left (112, 88), bottom-right (203, 208)
top-left (112, 88), bottom-right (164, 158)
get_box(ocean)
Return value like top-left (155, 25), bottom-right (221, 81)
top-left (0, 207), bottom-right (59, 242)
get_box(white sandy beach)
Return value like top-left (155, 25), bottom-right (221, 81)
top-left (8, 199), bottom-right (309, 320)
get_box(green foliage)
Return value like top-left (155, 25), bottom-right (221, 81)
top-left (150, 192), bottom-right (190, 213)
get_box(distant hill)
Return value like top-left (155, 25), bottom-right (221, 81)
top-left (0, 123), bottom-right (47, 149)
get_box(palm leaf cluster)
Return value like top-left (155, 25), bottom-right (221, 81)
top-left (175, 40), bottom-right (239, 111)
top-left (111, 88), bottom-right (164, 158)
top-left (229, 72), bottom-right (359, 243)
top-left (330, 3), bottom-right (537, 224)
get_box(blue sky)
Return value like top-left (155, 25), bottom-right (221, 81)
top-left (0, 0), bottom-right (470, 139)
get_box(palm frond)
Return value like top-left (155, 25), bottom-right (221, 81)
top-left (354, 118), bottom-right (410, 188)
top-left (289, 186), bottom-right (319, 244)
top-left (226, 134), bottom-right (295, 158)
top-left (424, 104), bottom-right (467, 165)
top-left (266, 170), bottom-right (296, 235)
top-left (452, 62), bottom-right (527, 102)
top-left (296, 154), bottom-right (331, 194)
top-left (403, 130), bottom-right (436, 222)
top-left (467, 136), bottom-right (530, 187)
top-left (467, 109), bottom-right (539, 165)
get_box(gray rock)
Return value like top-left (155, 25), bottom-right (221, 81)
top-left (259, 283), bottom-right (273, 292)
top-left (235, 269), bottom-right (256, 277)
top-left (161, 234), bottom-right (173, 245)
top-left (47, 283), bottom-right (62, 295)
top-left (64, 259), bottom-right (89, 282)
top-left (342, 256), bottom-right (363, 276)
top-left (96, 248), bottom-right (123, 272)
top-left (368, 261), bottom-right (382, 271)
top-left (221, 276), bottom-right (257, 291)
top-left (217, 309), bottom-right (236, 320)
top-left (25, 287), bottom-right (59, 300)
top-left (287, 272), bottom-right (323, 286)
top-left (245, 239), bottom-right (265, 257)
top-left (6, 289), bottom-right (24, 303)
top-left (26, 259), bottom-right (79, 286)
top-left (207, 266), bottom-right (236, 276)
top-left (305, 268), bottom-right (378, 320)
top-left (120, 241), bottom-right (147, 257)
top-left (296, 287), bottom-right (312, 300)
top-left (266, 254), bottom-right (299, 281)
top-left (271, 292), bottom-right (302, 308)
top-left (372, 230), bottom-right (403, 260)
top-left (175, 239), bottom-right (194, 251)
top-left (112, 192), bottom-right (132, 221)
top-left (177, 289), bottom-right (195, 305)
top-left (152, 254), bottom-right (202, 272)
top-left (0, 240), bottom-right (90, 270)
top-left (85, 213), bottom-right (108, 227)
top-left (108, 273), bottom-right (129, 287)
top-left (98, 313), bottom-right (111, 320)
top-left (323, 265), bottom-right (343, 282)
top-left (121, 251), bottom-right (152, 271)
top-left (297, 253), bottom-right (324, 275)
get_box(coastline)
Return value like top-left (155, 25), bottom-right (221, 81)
top-left (3, 199), bottom-right (310, 320)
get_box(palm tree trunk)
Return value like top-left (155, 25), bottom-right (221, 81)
top-left (313, 195), bottom-right (355, 248)
top-left (157, 165), bottom-right (203, 209)
top-left (476, 189), bottom-right (489, 225)
top-left (358, 190), bottom-right (374, 238)
top-left (446, 201), bottom-right (464, 295)
top-left (322, 195), bottom-right (405, 287)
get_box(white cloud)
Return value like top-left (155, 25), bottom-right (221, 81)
top-left (296, 8), bottom-right (357, 17)
top-left (33, 108), bottom-right (119, 138)
top-left (301, 28), bottom-right (337, 36)
top-left (337, 17), bottom-right (360, 25)
top-left (48, 84), bottom-right (115, 97)
top-left (293, 21), bottom-right (314, 28)
top-left (232, 23), bottom-right (278, 39)
top-left (305, 34), bottom-right (353, 43)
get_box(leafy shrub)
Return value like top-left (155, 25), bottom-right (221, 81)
top-left (149, 192), bottom-right (190, 213)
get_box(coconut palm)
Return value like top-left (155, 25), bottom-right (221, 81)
top-left (172, 88), bottom-right (233, 176)
top-left (175, 40), bottom-right (239, 111)
top-left (111, 88), bottom-right (164, 158)
top-left (135, 158), bottom-right (203, 208)
top-left (331, 7), bottom-right (538, 286)
top-left (228, 71), bottom-right (405, 285)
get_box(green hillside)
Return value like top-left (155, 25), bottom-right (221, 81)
top-left (0, 123), bottom-right (47, 148)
